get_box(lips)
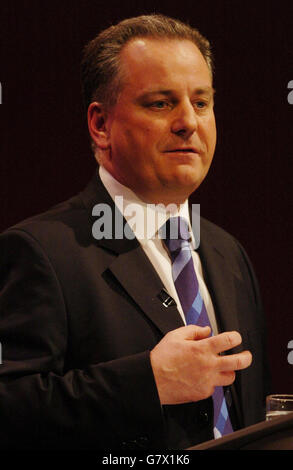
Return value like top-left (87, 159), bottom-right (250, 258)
top-left (164, 147), bottom-right (200, 154)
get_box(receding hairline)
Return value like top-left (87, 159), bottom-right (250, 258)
top-left (119, 35), bottom-right (213, 74)
top-left (108, 36), bottom-right (213, 106)
top-left (81, 16), bottom-right (214, 111)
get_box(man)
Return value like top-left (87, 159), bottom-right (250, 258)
top-left (0, 15), bottom-right (270, 450)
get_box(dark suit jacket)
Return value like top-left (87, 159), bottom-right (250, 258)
top-left (0, 172), bottom-right (270, 450)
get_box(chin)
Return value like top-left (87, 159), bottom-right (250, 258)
top-left (173, 170), bottom-right (204, 190)
top-left (159, 179), bottom-right (201, 204)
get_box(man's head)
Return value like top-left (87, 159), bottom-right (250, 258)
top-left (81, 15), bottom-right (217, 204)
top-left (81, 14), bottom-right (214, 112)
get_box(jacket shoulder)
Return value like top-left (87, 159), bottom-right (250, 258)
top-left (200, 216), bottom-right (239, 247)
top-left (1, 189), bottom-right (92, 256)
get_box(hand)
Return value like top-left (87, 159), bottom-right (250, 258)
top-left (150, 325), bottom-right (252, 405)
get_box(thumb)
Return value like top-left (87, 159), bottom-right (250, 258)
top-left (191, 325), bottom-right (211, 340)
top-left (175, 324), bottom-right (211, 341)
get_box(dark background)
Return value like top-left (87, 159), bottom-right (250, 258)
top-left (1, 0), bottom-right (293, 393)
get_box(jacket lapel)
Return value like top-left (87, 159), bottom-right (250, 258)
top-left (79, 171), bottom-right (184, 336)
top-left (195, 223), bottom-right (241, 336)
top-left (108, 246), bottom-right (184, 335)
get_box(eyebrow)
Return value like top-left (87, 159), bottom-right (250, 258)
top-left (138, 86), bottom-right (215, 99)
top-left (194, 87), bottom-right (215, 96)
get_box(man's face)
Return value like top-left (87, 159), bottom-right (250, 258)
top-left (99, 38), bottom-right (216, 204)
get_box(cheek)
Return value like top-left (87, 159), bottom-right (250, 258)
top-left (202, 118), bottom-right (217, 151)
top-left (125, 128), bottom-right (162, 165)
top-left (209, 115), bottom-right (217, 141)
top-left (109, 113), bottom-right (167, 168)
top-left (118, 119), bottom-right (154, 145)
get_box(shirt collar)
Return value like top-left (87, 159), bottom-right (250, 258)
top-left (99, 165), bottom-right (195, 248)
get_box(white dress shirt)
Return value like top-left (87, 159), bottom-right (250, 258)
top-left (99, 165), bottom-right (218, 333)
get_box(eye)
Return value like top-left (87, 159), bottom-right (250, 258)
top-left (194, 100), bottom-right (207, 109)
top-left (149, 100), bottom-right (170, 109)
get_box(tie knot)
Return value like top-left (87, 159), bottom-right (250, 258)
top-left (160, 216), bottom-right (191, 255)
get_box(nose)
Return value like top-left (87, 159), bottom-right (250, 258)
top-left (171, 100), bottom-right (198, 139)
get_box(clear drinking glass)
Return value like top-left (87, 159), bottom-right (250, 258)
top-left (266, 394), bottom-right (293, 421)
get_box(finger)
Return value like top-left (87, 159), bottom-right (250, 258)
top-left (216, 371), bottom-right (236, 387)
top-left (217, 350), bottom-right (253, 372)
top-left (171, 324), bottom-right (211, 341)
top-left (208, 331), bottom-right (242, 354)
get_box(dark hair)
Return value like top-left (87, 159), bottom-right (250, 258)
top-left (80, 14), bottom-right (213, 112)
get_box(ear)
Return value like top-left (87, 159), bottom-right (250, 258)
top-left (87, 102), bottom-right (110, 150)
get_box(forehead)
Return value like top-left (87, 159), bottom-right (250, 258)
top-left (118, 37), bottom-right (212, 94)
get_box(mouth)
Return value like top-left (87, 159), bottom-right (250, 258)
top-left (164, 148), bottom-right (200, 158)
top-left (164, 147), bottom-right (200, 154)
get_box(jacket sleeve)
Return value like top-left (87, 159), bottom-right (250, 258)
top-left (0, 229), bottom-right (165, 450)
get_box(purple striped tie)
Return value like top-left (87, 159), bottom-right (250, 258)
top-left (160, 216), bottom-right (233, 439)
